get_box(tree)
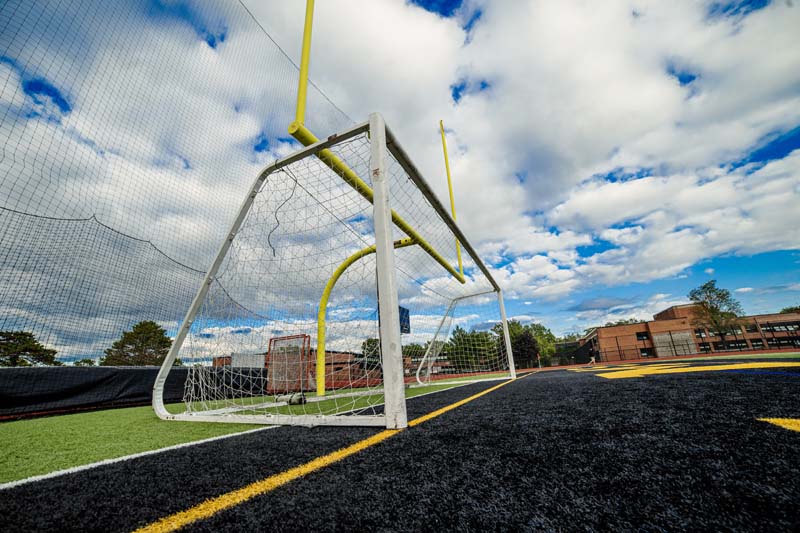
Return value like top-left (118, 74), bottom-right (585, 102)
top-left (558, 331), bottom-right (582, 343)
top-left (360, 337), bottom-right (381, 370)
top-left (528, 323), bottom-right (556, 359)
top-left (402, 342), bottom-right (427, 360)
top-left (492, 320), bottom-right (524, 367)
top-left (688, 280), bottom-right (744, 346)
top-left (491, 320), bottom-right (556, 368)
top-left (446, 326), bottom-right (493, 369)
top-left (361, 338), bottom-right (380, 356)
top-left (0, 331), bottom-right (61, 367)
top-left (780, 305), bottom-right (800, 314)
top-left (100, 321), bottom-right (173, 366)
top-left (511, 328), bottom-right (539, 368)
top-left (73, 358), bottom-right (96, 366)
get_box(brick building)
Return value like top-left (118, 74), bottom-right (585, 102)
top-left (576, 304), bottom-right (800, 362)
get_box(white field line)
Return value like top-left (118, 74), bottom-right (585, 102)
top-left (0, 381), bottom-right (481, 491)
top-left (0, 426), bottom-right (274, 491)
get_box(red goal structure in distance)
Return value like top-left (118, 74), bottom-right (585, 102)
top-left (266, 334), bottom-right (313, 394)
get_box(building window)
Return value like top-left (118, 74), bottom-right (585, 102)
top-left (694, 329), bottom-right (707, 338)
top-left (768, 337), bottom-right (794, 347)
top-left (698, 343), bottom-right (711, 353)
top-left (761, 322), bottom-right (799, 332)
top-left (750, 339), bottom-right (763, 348)
top-left (745, 323), bottom-right (758, 333)
top-left (636, 332), bottom-right (649, 341)
top-left (639, 348), bottom-right (653, 357)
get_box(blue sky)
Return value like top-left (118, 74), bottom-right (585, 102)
top-left (1, 0), bottom-right (798, 359)
top-left (401, 0), bottom-right (800, 333)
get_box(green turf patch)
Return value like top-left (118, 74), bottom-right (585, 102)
top-left (0, 382), bottom-right (467, 484)
top-left (0, 404), bottom-right (253, 484)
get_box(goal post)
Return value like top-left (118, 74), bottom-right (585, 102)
top-left (152, 114), bottom-right (515, 428)
top-left (369, 113), bottom-right (406, 429)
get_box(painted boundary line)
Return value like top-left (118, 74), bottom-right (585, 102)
top-left (0, 427), bottom-right (274, 491)
top-left (0, 381), bottom-right (480, 491)
top-left (758, 418), bottom-right (800, 433)
top-left (596, 362), bottom-right (800, 379)
top-left (133, 377), bottom-right (523, 533)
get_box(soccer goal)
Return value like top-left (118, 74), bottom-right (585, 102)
top-left (152, 113), bottom-right (515, 428)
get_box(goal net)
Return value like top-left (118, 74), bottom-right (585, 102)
top-left (412, 292), bottom-right (512, 385)
top-left (153, 115), bottom-right (514, 428)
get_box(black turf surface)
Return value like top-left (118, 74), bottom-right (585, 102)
top-left (2, 361), bottom-right (799, 532)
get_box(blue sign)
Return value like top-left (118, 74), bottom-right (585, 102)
top-left (399, 306), bottom-right (410, 334)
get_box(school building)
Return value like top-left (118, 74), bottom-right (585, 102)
top-left (572, 304), bottom-right (800, 363)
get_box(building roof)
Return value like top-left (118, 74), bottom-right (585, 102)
top-left (659, 304), bottom-right (697, 310)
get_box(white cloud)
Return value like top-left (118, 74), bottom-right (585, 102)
top-left (2, 0), bottom-right (800, 357)
top-left (248, 0), bottom-right (800, 305)
top-left (735, 287), bottom-right (753, 293)
top-left (571, 292), bottom-right (690, 326)
top-left (704, 268), bottom-right (715, 275)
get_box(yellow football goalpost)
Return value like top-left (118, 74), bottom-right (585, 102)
top-left (290, 0), bottom-right (468, 397)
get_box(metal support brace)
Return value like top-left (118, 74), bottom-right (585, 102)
top-left (498, 290), bottom-right (517, 379)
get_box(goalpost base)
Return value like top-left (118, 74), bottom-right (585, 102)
top-left (162, 413), bottom-right (389, 427)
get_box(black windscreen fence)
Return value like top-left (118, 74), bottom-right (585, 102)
top-left (0, 367), bottom-right (189, 420)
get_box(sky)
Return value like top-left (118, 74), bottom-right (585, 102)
top-left (243, 0), bottom-right (800, 334)
top-left (0, 0), bottom-right (799, 360)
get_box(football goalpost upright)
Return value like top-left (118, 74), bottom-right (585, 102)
top-left (152, 1), bottom-right (515, 429)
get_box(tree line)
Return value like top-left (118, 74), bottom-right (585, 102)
top-left (0, 321), bottom-right (179, 367)
top-left (5, 288), bottom-right (796, 368)
top-left (364, 319), bottom-right (560, 370)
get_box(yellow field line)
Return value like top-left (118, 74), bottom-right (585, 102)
top-left (597, 361), bottom-right (800, 379)
top-left (758, 418), bottom-right (800, 433)
top-left (569, 363), bottom-right (690, 373)
top-left (408, 378), bottom-right (518, 427)
top-left (133, 377), bottom-right (521, 533)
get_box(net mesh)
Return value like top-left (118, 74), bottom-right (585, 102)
top-left (180, 134), bottom-right (386, 418)
top-left (0, 2), bottom-right (512, 422)
top-left (383, 142), bottom-right (511, 386)
top-left (175, 129), bottom-right (511, 421)
top-left (0, 0), bottom-right (350, 363)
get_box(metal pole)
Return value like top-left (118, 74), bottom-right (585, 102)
top-left (153, 161), bottom-right (270, 419)
top-left (294, 0), bottom-right (315, 125)
top-left (369, 113), bottom-right (407, 429)
top-left (439, 120), bottom-right (463, 276)
top-left (384, 125), bottom-right (498, 291)
top-left (497, 290), bottom-right (517, 378)
top-left (416, 299), bottom-right (457, 386)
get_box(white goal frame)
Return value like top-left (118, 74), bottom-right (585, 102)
top-left (152, 113), bottom-right (515, 429)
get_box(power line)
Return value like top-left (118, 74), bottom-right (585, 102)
top-left (236, 0), bottom-right (354, 124)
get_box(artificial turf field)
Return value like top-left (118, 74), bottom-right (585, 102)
top-left (1, 357), bottom-right (799, 532)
